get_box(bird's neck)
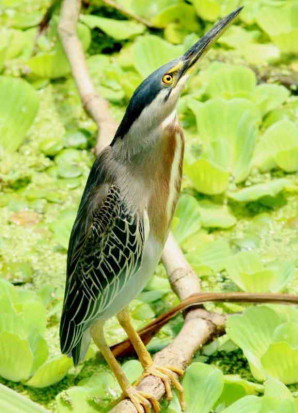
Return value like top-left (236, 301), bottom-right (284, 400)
top-left (112, 110), bottom-right (178, 162)
top-left (111, 119), bottom-right (184, 243)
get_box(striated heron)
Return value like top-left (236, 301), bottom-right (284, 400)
top-left (60, 8), bottom-right (242, 412)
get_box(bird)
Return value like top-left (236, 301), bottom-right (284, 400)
top-left (60, 8), bottom-right (242, 413)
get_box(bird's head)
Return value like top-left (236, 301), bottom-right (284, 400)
top-left (111, 7), bottom-right (242, 155)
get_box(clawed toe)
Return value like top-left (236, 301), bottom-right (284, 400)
top-left (135, 364), bottom-right (185, 411)
top-left (124, 386), bottom-right (160, 413)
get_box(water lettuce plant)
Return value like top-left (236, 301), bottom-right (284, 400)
top-left (227, 306), bottom-right (298, 383)
top-left (0, 280), bottom-right (72, 387)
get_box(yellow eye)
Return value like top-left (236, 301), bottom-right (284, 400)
top-left (162, 74), bottom-right (173, 85)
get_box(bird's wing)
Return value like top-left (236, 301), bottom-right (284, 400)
top-left (60, 182), bottom-right (146, 356)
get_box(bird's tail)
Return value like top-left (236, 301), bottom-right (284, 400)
top-left (60, 313), bottom-right (90, 365)
top-left (70, 329), bottom-right (91, 365)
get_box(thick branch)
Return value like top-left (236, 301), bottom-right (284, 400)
top-left (110, 310), bottom-right (225, 413)
top-left (58, 0), bottom-right (117, 152)
top-left (162, 232), bottom-right (201, 299)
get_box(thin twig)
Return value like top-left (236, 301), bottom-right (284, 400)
top-left (101, 0), bottom-right (155, 28)
top-left (111, 291), bottom-right (298, 357)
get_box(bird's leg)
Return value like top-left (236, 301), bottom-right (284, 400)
top-left (117, 308), bottom-right (185, 409)
top-left (91, 320), bottom-right (159, 413)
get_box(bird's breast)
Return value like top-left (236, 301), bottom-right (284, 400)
top-left (147, 123), bottom-right (184, 243)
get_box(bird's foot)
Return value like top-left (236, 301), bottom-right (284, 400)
top-left (135, 364), bottom-right (185, 410)
top-left (123, 386), bottom-right (160, 413)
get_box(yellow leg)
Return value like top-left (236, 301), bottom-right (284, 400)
top-left (91, 320), bottom-right (159, 413)
top-left (117, 308), bottom-right (185, 409)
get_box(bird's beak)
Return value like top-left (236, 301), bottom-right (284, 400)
top-left (179, 7), bottom-right (243, 78)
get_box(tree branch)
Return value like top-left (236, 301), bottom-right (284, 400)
top-left (58, 0), bottom-right (117, 153)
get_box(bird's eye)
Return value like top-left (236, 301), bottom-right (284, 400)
top-left (162, 74), bottom-right (173, 85)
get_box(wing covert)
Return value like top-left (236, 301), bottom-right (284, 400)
top-left (60, 184), bottom-right (146, 355)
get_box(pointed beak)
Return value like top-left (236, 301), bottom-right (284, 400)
top-left (179, 7), bottom-right (243, 78)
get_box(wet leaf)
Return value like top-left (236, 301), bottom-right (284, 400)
top-left (0, 332), bottom-right (33, 381)
top-left (198, 200), bottom-right (236, 228)
top-left (173, 194), bottom-right (201, 243)
top-left (228, 179), bottom-right (290, 202)
top-left (185, 159), bottom-right (229, 195)
top-left (0, 77), bottom-right (39, 152)
top-left (50, 209), bottom-right (77, 249)
top-left (188, 240), bottom-right (232, 272)
top-left (133, 35), bottom-right (182, 77)
top-left (80, 15), bottom-right (145, 40)
top-left (183, 362), bottom-right (224, 413)
top-left (205, 64), bottom-right (257, 100)
top-left (261, 343), bottom-right (298, 384)
top-left (227, 306), bottom-right (282, 380)
top-left (221, 395), bottom-right (262, 413)
top-left (26, 356), bottom-right (73, 388)
top-left (0, 384), bottom-right (49, 413)
top-left (225, 252), bottom-right (295, 293)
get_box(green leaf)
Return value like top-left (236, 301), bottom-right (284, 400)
top-left (226, 306), bottom-right (282, 380)
top-left (0, 384), bottom-right (49, 413)
top-left (225, 252), bottom-right (295, 293)
top-left (0, 279), bottom-right (18, 303)
top-left (187, 240), bottom-right (232, 272)
top-left (185, 159), bottom-right (229, 195)
top-left (254, 120), bottom-right (298, 172)
top-left (39, 138), bottom-right (64, 156)
top-left (205, 64), bottom-right (257, 100)
top-left (163, 391), bottom-right (182, 413)
top-left (262, 119), bottom-right (298, 151)
top-left (27, 47), bottom-right (70, 79)
top-left (254, 84), bottom-right (289, 116)
top-left (133, 35), bottom-right (183, 77)
top-left (240, 43), bottom-right (280, 66)
top-left (122, 360), bottom-right (143, 384)
top-left (172, 194), bottom-right (201, 243)
top-left (29, 333), bottom-right (49, 374)
top-left (26, 356), bottom-right (73, 388)
top-left (0, 332), bottom-right (33, 381)
top-left (56, 370), bottom-right (118, 412)
top-left (0, 76), bottom-right (39, 152)
top-left (228, 179), bottom-right (290, 202)
top-left (183, 362), bottom-right (224, 413)
top-left (273, 322), bottom-right (298, 349)
top-left (198, 200), bottom-right (236, 228)
top-left (27, 24), bottom-right (90, 79)
top-left (260, 396), bottom-right (295, 413)
top-left (151, 3), bottom-right (200, 31)
top-left (275, 147), bottom-right (298, 173)
top-left (218, 25), bottom-right (257, 49)
top-left (22, 300), bottom-right (47, 334)
top-left (191, 0), bottom-right (221, 21)
top-left (256, 5), bottom-right (298, 54)
top-left (188, 98), bottom-right (259, 182)
top-left (221, 395), bottom-right (262, 413)
top-left (264, 378), bottom-right (293, 400)
top-left (50, 209), bottom-right (76, 249)
top-left (261, 343), bottom-right (298, 384)
top-left (217, 375), bottom-right (263, 408)
top-left (80, 15), bottom-right (145, 40)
